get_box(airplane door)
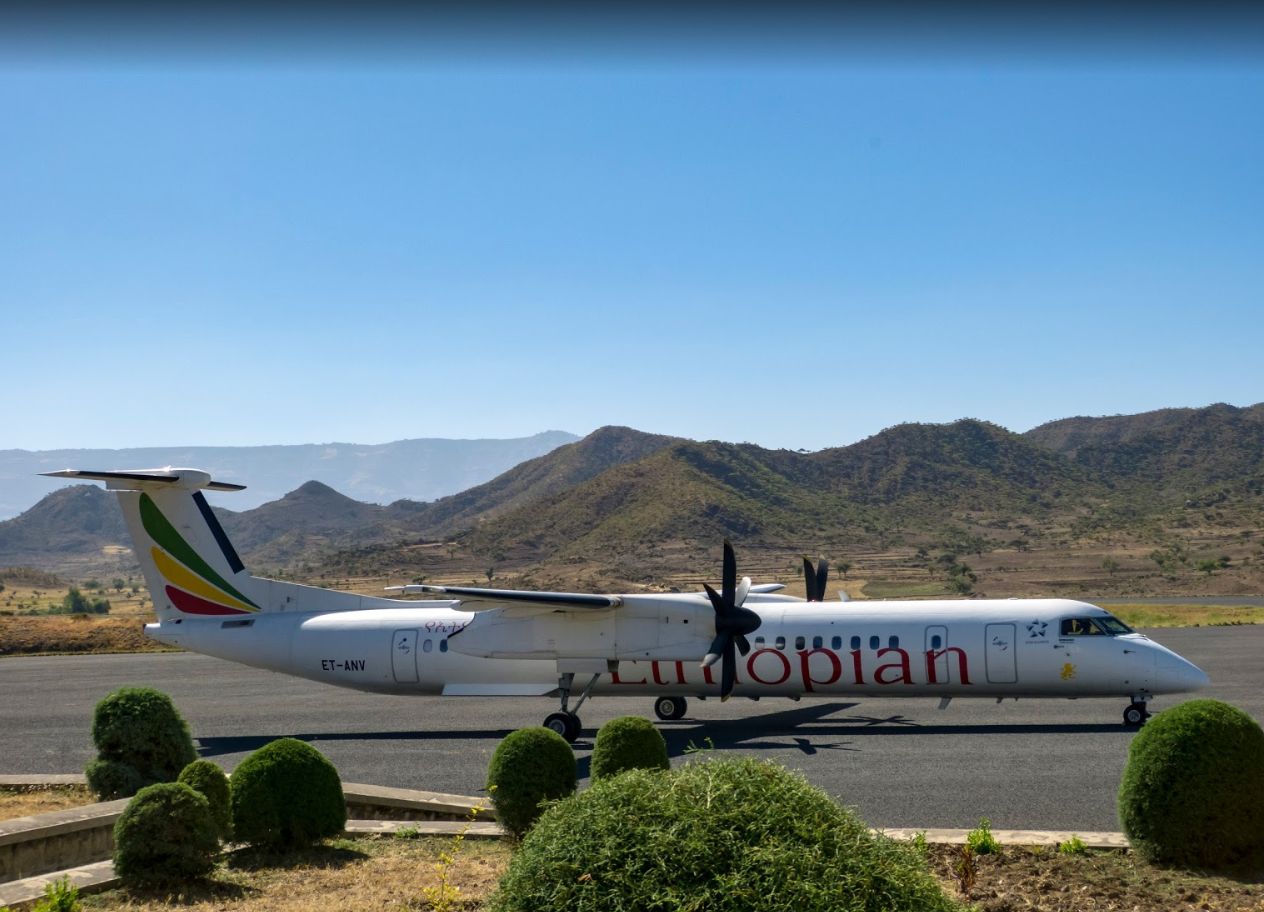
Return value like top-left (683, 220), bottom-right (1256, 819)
top-left (985, 623), bottom-right (1017, 684)
top-left (925, 625), bottom-right (949, 683)
top-left (392, 629), bottom-right (419, 684)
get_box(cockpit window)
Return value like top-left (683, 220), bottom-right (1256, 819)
top-left (1097, 615), bottom-right (1134, 635)
top-left (1060, 615), bottom-right (1133, 636)
top-left (1060, 617), bottom-right (1104, 636)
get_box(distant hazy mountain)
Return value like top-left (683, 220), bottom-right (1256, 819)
top-left (0, 431), bottom-right (579, 520)
top-left (7, 404), bottom-right (1263, 579)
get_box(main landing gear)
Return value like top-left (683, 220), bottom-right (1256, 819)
top-left (543, 670), bottom-right (601, 743)
top-left (1123, 698), bottom-right (1152, 727)
top-left (654, 696), bottom-right (688, 721)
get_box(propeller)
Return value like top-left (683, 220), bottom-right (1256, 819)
top-left (701, 540), bottom-right (762, 700)
top-left (803, 556), bottom-right (830, 602)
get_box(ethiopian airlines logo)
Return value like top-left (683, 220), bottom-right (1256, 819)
top-left (140, 494), bottom-right (259, 616)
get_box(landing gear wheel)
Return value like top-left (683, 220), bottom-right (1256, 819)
top-left (544, 711), bottom-right (581, 743)
top-left (654, 696), bottom-right (688, 721)
top-left (1123, 703), bottom-right (1149, 727)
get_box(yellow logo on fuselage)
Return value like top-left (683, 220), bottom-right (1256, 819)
top-left (1060, 662), bottom-right (1076, 681)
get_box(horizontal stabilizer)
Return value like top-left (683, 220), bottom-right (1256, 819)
top-left (389, 583), bottom-right (621, 610)
top-left (41, 468), bottom-right (245, 492)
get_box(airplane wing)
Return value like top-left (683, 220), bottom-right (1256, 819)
top-left (387, 584), bottom-right (622, 610)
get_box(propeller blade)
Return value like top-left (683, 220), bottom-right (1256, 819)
top-left (702, 583), bottom-right (725, 616)
top-left (720, 635), bottom-right (737, 700)
top-left (702, 629), bottom-right (725, 667)
top-left (735, 575), bottom-right (752, 607)
top-left (803, 556), bottom-right (819, 600)
top-left (735, 633), bottom-right (751, 656)
top-left (815, 559), bottom-right (830, 602)
top-left (721, 540), bottom-right (736, 605)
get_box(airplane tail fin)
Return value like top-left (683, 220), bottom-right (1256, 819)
top-left (43, 468), bottom-right (266, 620)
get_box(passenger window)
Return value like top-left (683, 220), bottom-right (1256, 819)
top-left (850, 636), bottom-right (861, 650)
top-left (869, 635), bottom-right (880, 651)
top-left (422, 639), bottom-right (433, 653)
top-left (775, 636), bottom-right (786, 650)
top-left (812, 636), bottom-right (824, 649)
top-left (795, 636), bottom-right (806, 650)
top-left (889, 636), bottom-right (899, 649)
top-left (439, 639), bottom-right (448, 653)
top-left (930, 634), bottom-right (943, 650)
top-left (754, 635), bottom-right (765, 647)
top-left (832, 636), bottom-right (843, 650)
top-left (1061, 618), bottom-right (1103, 636)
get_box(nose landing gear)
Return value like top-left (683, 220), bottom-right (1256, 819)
top-left (1123, 698), bottom-right (1151, 727)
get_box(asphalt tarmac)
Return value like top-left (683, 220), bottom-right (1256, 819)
top-left (4, 626), bottom-right (1258, 832)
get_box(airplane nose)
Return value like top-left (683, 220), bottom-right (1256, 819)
top-left (1156, 652), bottom-right (1211, 693)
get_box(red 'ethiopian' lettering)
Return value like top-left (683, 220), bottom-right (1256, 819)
top-left (874, 647), bottom-right (912, 685)
top-left (610, 666), bottom-right (646, 685)
top-left (924, 647), bottom-right (971, 685)
top-left (746, 648), bottom-right (792, 685)
top-left (799, 648), bottom-right (843, 692)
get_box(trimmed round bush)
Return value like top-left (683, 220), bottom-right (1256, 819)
top-left (113, 782), bottom-right (219, 886)
top-left (590, 716), bottom-right (669, 780)
top-left (84, 758), bottom-right (144, 801)
top-left (86, 687), bottom-right (196, 799)
top-left (491, 756), bottom-right (963, 912)
top-left (178, 759), bottom-right (233, 841)
top-left (1119, 698), bottom-right (1264, 870)
top-left (231, 738), bottom-right (346, 849)
top-left (485, 727), bottom-right (576, 839)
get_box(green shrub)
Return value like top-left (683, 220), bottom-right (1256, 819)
top-left (85, 687), bottom-right (195, 798)
top-left (1118, 698), bottom-right (1264, 870)
top-left (485, 727), bottom-right (576, 839)
top-left (966, 817), bottom-right (999, 854)
top-left (1057, 835), bottom-right (1087, 855)
top-left (85, 687), bottom-right (196, 799)
top-left (31, 876), bottom-right (79, 912)
top-left (231, 738), bottom-right (346, 849)
top-left (178, 759), bottom-right (232, 841)
top-left (83, 759), bottom-right (143, 801)
top-left (490, 756), bottom-right (963, 912)
top-left (590, 716), bottom-right (669, 781)
top-left (113, 782), bottom-right (219, 886)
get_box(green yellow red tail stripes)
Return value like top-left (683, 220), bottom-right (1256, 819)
top-left (139, 493), bottom-right (260, 615)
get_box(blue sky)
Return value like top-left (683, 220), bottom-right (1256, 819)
top-left (3, 12), bottom-right (1262, 451)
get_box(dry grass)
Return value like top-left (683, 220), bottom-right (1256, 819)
top-left (83, 836), bottom-right (510, 912)
top-left (0, 614), bottom-right (174, 656)
top-left (0, 784), bottom-right (95, 819)
top-left (74, 836), bottom-right (1264, 912)
top-left (1109, 603), bottom-right (1264, 628)
top-left (925, 844), bottom-right (1264, 912)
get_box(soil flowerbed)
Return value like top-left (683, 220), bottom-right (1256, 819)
top-left (62, 836), bottom-right (1264, 912)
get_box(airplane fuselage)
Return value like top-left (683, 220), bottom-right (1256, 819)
top-left (147, 597), bottom-right (1205, 703)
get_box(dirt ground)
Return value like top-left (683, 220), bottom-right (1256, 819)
top-left (47, 835), bottom-right (1262, 912)
top-left (0, 785), bottom-right (94, 819)
top-left (0, 614), bottom-right (172, 656)
top-left (925, 843), bottom-right (1264, 912)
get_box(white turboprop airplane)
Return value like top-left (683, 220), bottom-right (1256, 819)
top-left (45, 467), bottom-right (1211, 742)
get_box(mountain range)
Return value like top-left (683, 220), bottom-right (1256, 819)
top-left (2, 404), bottom-right (1261, 594)
top-left (0, 431), bottom-right (578, 520)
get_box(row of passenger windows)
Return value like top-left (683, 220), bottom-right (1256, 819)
top-left (421, 639), bottom-right (449, 653)
top-left (753, 634), bottom-right (910, 652)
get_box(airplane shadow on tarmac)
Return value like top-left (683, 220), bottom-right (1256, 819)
top-left (195, 700), bottom-right (1125, 766)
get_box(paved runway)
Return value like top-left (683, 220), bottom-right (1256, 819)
top-left (3, 627), bottom-right (1258, 832)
